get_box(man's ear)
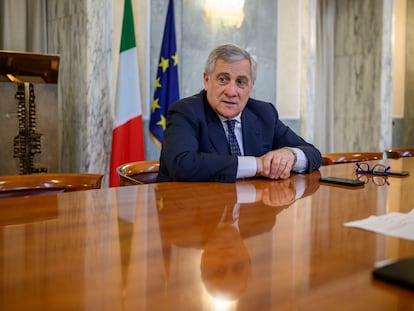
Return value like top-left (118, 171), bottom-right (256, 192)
top-left (203, 72), bottom-right (209, 89)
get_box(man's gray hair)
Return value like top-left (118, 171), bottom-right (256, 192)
top-left (204, 43), bottom-right (257, 84)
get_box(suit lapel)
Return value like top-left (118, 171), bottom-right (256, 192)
top-left (204, 100), bottom-right (230, 154)
top-left (241, 108), bottom-right (262, 155)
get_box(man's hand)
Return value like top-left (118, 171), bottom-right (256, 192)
top-left (256, 148), bottom-right (296, 179)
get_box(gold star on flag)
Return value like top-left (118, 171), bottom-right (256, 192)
top-left (154, 77), bottom-right (161, 91)
top-left (151, 98), bottom-right (160, 112)
top-left (157, 114), bottom-right (167, 130)
top-left (159, 57), bottom-right (169, 72)
top-left (172, 52), bottom-right (178, 66)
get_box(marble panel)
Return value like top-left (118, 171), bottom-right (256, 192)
top-left (334, 116), bottom-right (380, 152)
top-left (333, 0), bottom-right (384, 152)
top-left (335, 0), bottom-right (383, 57)
top-left (379, 0), bottom-right (393, 150)
top-left (47, 0), bottom-right (85, 19)
top-left (84, 0), bottom-right (112, 176)
top-left (304, 0), bottom-right (317, 143)
top-left (47, 0), bottom-right (112, 185)
top-left (48, 10), bottom-right (88, 173)
top-left (335, 54), bottom-right (381, 122)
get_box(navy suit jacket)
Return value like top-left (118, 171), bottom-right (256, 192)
top-left (157, 90), bottom-right (322, 182)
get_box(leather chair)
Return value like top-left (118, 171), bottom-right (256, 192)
top-left (0, 173), bottom-right (104, 199)
top-left (321, 152), bottom-right (383, 165)
top-left (383, 148), bottom-right (414, 159)
top-left (117, 160), bottom-right (159, 186)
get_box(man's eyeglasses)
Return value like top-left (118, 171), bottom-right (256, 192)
top-left (355, 162), bottom-right (391, 176)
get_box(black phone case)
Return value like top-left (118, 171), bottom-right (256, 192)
top-left (319, 177), bottom-right (364, 187)
top-left (387, 170), bottom-right (409, 176)
top-left (373, 257), bottom-right (414, 290)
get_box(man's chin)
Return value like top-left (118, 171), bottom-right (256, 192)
top-left (218, 108), bottom-right (239, 119)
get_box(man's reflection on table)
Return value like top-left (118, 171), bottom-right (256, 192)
top-left (200, 205), bottom-right (251, 301)
top-left (156, 172), bottom-right (320, 302)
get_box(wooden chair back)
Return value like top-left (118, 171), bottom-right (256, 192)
top-left (321, 152), bottom-right (383, 165)
top-left (0, 173), bottom-right (104, 199)
top-left (117, 160), bottom-right (159, 186)
top-left (384, 148), bottom-right (414, 159)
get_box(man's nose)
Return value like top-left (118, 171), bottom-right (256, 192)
top-left (223, 81), bottom-right (238, 96)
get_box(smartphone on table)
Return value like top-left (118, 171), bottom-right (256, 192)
top-left (319, 177), bottom-right (365, 187)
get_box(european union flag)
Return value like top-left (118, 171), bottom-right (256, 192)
top-left (149, 0), bottom-right (179, 146)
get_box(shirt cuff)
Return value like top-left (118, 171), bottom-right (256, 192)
top-left (236, 156), bottom-right (257, 179)
top-left (288, 147), bottom-right (308, 172)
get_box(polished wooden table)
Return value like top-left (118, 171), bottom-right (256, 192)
top-left (1, 158), bottom-right (414, 310)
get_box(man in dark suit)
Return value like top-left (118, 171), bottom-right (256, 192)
top-left (157, 43), bottom-right (322, 182)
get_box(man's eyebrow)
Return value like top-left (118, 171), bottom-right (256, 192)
top-left (216, 72), bottom-right (230, 76)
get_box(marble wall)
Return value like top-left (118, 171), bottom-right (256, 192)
top-left (332, 0), bottom-right (414, 152)
top-left (333, 0), bottom-right (389, 152)
top-left (47, 0), bottom-right (113, 182)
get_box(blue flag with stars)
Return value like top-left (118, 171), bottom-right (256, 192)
top-left (149, 0), bottom-right (179, 146)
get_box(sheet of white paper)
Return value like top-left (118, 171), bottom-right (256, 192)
top-left (344, 208), bottom-right (414, 241)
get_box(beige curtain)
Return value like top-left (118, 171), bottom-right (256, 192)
top-left (0, 0), bottom-right (47, 53)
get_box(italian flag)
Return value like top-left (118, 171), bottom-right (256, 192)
top-left (109, 0), bottom-right (145, 187)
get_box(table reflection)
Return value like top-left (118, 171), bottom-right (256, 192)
top-left (356, 173), bottom-right (390, 186)
top-left (155, 173), bottom-right (321, 303)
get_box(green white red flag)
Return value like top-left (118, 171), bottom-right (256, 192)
top-left (109, 0), bottom-right (145, 187)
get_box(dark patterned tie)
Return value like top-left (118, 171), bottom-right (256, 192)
top-left (226, 119), bottom-right (241, 156)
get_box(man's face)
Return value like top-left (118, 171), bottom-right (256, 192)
top-left (204, 58), bottom-right (254, 119)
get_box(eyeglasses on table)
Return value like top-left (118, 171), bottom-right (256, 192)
top-left (355, 162), bottom-right (391, 176)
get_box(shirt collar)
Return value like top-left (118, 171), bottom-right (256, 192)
top-left (217, 113), bottom-right (242, 124)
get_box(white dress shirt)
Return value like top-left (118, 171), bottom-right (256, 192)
top-left (218, 114), bottom-right (308, 179)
